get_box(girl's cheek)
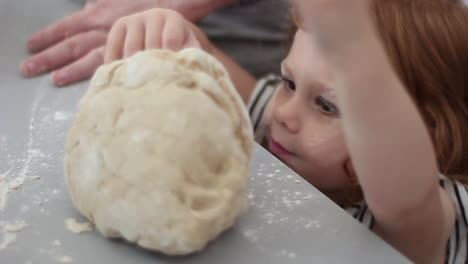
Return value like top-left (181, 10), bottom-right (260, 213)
top-left (262, 101), bottom-right (275, 128)
top-left (264, 89), bottom-right (285, 128)
top-left (301, 124), bottom-right (347, 166)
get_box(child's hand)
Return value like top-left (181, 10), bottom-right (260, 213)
top-left (104, 8), bottom-right (206, 63)
top-left (291, 0), bottom-right (374, 65)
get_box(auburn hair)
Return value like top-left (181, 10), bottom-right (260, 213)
top-left (371, 0), bottom-right (468, 183)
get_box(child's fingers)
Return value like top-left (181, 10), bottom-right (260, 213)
top-left (182, 30), bottom-right (202, 49)
top-left (104, 20), bottom-right (127, 63)
top-left (144, 15), bottom-right (164, 50)
top-left (51, 46), bottom-right (104, 87)
top-left (123, 20), bottom-right (145, 58)
top-left (162, 15), bottom-right (188, 51)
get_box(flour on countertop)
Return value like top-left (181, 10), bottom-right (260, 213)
top-left (0, 220), bottom-right (27, 250)
top-left (0, 171), bottom-right (9, 211)
top-left (0, 148), bottom-right (44, 212)
top-left (0, 77), bottom-right (55, 213)
top-left (242, 229), bottom-right (260, 243)
top-left (59, 255), bottom-right (73, 263)
top-left (38, 241), bottom-right (72, 263)
top-left (8, 175), bottom-right (26, 190)
top-left (304, 220), bottom-right (321, 229)
top-left (277, 249), bottom-right (297, 259)
top-left (65, 218), bottom-right (93, 233)
top-left (4, 221), bottom-right (27, 232)
top-left (0, 232), bottom-right (16, 250)
top-left (54, 111), bottom-right (72, 121)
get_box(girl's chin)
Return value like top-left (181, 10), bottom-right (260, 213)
top-left (268, 146), bottom-right (298, 170)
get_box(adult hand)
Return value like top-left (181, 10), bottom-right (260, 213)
top-left (21, 0), bottom-right (167, 86)
top-left (20, 0), bottom-right (233, 86)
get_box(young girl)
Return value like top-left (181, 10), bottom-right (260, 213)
top-left (103, 0), bottom-right (468, 263)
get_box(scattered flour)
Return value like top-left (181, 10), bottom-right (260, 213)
top-left (0, 77), bottom-right (51, 212)
top-left (59, 255), bottom-right (73, 263)
top-left (8, 176), bottom-right (26, 190)
top-left (20, 205), bottom-right (29, 213)
top-left (0, 171), bottom-right (9, 211)
top-left (54, 111), bottom-right (72, 121)
top-left (4, 221), bottom-right (27, 232)
top-left (0, 148), bottom-right (45, 212)
top-left (52, 240), bottom-right (62, 246)
top-left (65, 218), bottom-right (93, 233)
top-left (242, 229), bottom-right (260, 243)
top-left (277, 249), bottom-right (297, 259)
top-left (0, 233), bottom-right (16, 250)
top-left (0, 220), bottom-right (27, 250)
top-left (304, 220), bottom-right (321, 229)
top-left (302, 194), bottom-right (318, 200)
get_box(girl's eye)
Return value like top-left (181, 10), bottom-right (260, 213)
top-left (315, 96), bottom-right (340, 117)
top-left (280, 76), bottom-right (296, 92)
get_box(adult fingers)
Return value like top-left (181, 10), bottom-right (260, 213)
top-left (51, 46), bottom-right (105, 87)
top-left (27, 8), bottom-right (94, 53)
top-left (21, 30), bottom-right (107, 77)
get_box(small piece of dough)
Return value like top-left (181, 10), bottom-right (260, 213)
top-left (64, 48), bottom-right (253, 255)
top-left (65, 218), bottom-right (93, 233)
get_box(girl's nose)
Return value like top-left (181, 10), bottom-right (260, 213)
top-left (273, 99), bottom-right (301, 134)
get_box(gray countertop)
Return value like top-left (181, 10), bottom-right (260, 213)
top-left (0, 0), bottom-right (410, 263)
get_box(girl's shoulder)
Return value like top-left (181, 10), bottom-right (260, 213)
top-left (439, 174), bottom-right (468, 230)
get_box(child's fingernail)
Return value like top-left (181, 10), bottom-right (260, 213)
top-left (53, 71), bottom-right (69, 86)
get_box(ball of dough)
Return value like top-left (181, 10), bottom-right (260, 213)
top-left (64, 48), bottom-right (253, 255)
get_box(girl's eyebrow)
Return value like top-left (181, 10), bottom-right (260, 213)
top-left (282, 61), bottom-right (336, 98)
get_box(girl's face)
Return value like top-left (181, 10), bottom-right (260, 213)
top-left (263, 29), bottom-right (353, 191)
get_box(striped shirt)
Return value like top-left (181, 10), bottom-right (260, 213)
top-left (247, 75), bottom-right (468, 264)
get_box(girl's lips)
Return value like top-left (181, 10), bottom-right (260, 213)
top-left (268, 137), bottom-right (295, 157)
